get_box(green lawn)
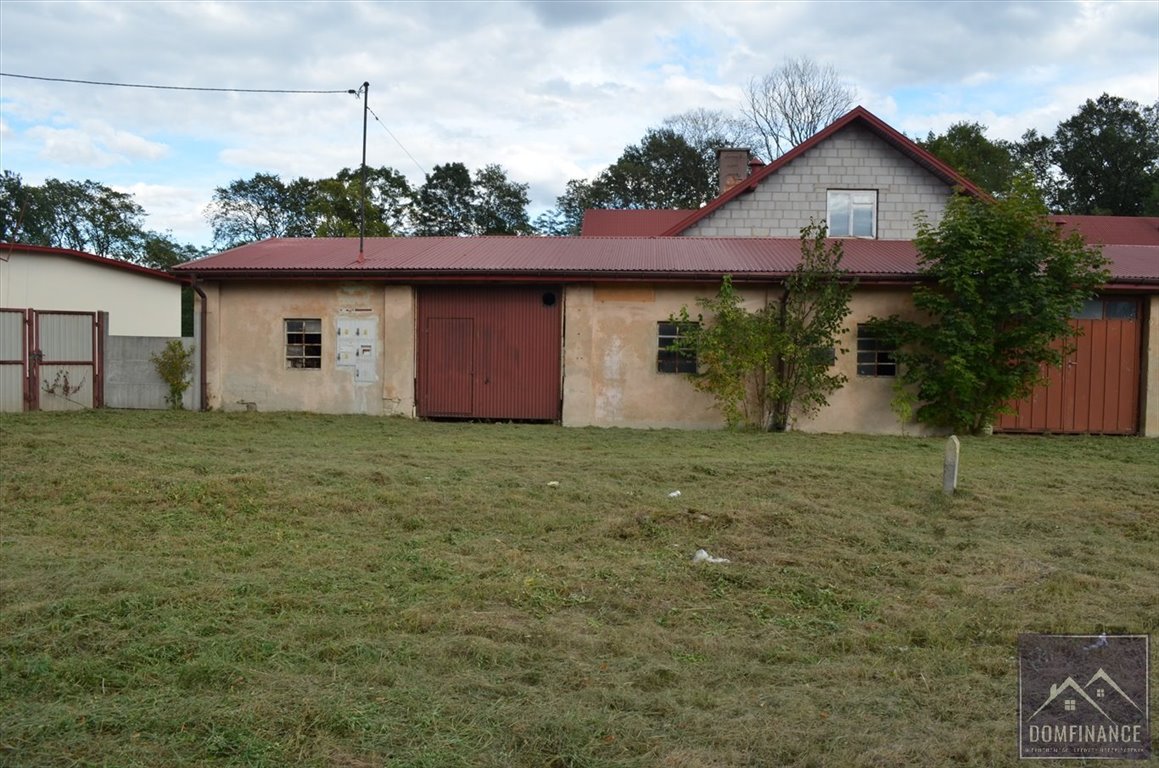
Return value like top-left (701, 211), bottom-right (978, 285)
top-left (1, 411), bottom-right (1156, 767)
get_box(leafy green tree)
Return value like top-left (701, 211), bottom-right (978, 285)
top-left (867, 182), bottom-right (1109, 434)
top-left (768, 223), bottom-right (854, 431)
top-left (0, 171), bottom-right (39, 244)
top-left (141, 232), bottom-right (206, 270)
top-left (671, 223), bottom-right (853, 431)
top-left (540, 128), bottom-right (719, 235)
top-left (473, 164), bottom-right (532, 235)
top-left (0, 173), bottom-right (150, 260)
top-left (412, 162), bottom-right (477, 236)
top-left (206, 173), bottom-right (317, 249)
top-left (919, 122), bottom-right (1017, 196)
top-left (671, 275), bottom-right (771, 429)
top-left (311, 166), bottom-right (413, 237)
top-left (1012, 129), bottom-right (1061, 210)
top-left (1052, 94), bottom-right (1159, 215)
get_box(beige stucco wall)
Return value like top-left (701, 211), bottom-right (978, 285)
top-left (561, 283), bottom-right (768, 428)
top-left (1144, 295), bottom-right (1159, 437)
top-left (199, 281), bottom-right (415, 415)
top-left (0, 249), bottom-right (181, 336)
top-left (684, 124), bottom-right (953, 239)
top-left (560, 282), bottom-right (921, 433)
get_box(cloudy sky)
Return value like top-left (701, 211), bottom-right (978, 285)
top-left (2, 0), bottom-right (1157, 248)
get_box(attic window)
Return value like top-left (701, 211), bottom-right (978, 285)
top-left (828, 190), bottom-right (877, 238)
top-left (286, 318), bottom-right (322, 369)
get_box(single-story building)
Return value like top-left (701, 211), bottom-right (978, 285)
top-left (0, 243), bottom-right (188, 412)
top-left (173, 107), bottom-right (1159, 436)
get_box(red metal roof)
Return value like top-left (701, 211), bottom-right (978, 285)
top-left (173, 235), bottom-right (1159, 285)
top-left (580, 209), bottom-right (695, 237)
top-left (175, 236), bottom-right (924, 279)
top-left (1, 242), bottom-right (180, 282)
top-left (1104, 245), bottom-right (1159, 281)
top-left (658, 106), bottom-right (989, 236)
top-left (1048, 216), bottom-right (1159, 246)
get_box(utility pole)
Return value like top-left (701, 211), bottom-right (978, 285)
top-left (358, 81), bottom-right (369, 262)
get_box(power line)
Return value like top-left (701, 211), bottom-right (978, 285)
top-left (366, 104), bottom-right (428, 179)
top-left (4, 70), bottom-right (431, 183)
top-left (0, 71), bottom-right (349, 94)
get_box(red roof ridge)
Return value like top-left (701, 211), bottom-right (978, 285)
top-left (658, 105), bottom-right (989, 236)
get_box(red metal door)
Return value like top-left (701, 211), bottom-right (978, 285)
top-left (421, 317), bottom-right (474, 416)
top-left (997, 300), bottom-right (1141, 434)
top-left (417, 286), bottom-right (562, 420)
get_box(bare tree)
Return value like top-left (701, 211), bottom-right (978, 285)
top-left (742, 57), bottom-right (856, 159)
top-left (662, 108), bottom-right (762, 155)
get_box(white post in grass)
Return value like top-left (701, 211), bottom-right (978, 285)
top-left (943, 435), bottom-right (960, 495)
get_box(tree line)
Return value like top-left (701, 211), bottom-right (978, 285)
top-left (1, 55), bottom-right (1155, 264)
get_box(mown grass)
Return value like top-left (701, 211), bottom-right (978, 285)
top-left (1, 411), bottom-right (1156, 767)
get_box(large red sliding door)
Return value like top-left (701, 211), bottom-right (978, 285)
top-left (417, 286), bottom-right (562, 421)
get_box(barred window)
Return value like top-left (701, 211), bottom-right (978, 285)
top-left (286, 318), bottom-right (322, 369)
top-left (856, 324), bottom-right (896, 377)
top-left (657, 321), bottom-right (698, 374)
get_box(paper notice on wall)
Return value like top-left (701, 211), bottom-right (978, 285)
top-left (335, 316), bottom-right (378, 383)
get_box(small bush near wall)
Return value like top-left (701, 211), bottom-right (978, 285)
top-left (150, 339), bottom-right (196, 409)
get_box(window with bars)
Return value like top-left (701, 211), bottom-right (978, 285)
top-left (856, 324), bottom-right (896, 377)
top-left (285, 318), bottom-right (322, 369)
top-left (657, 321), bottom-right (698, 374)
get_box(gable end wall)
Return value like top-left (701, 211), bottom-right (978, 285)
top-left (683, 125), bottom-right (953, 239)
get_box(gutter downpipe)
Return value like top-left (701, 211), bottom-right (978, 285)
top-left (191, 277), bottom-right (209, 411)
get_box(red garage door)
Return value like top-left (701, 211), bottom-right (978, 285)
top-left (417, 286), bottom-right (562, 421)
top-left (997, 297), bottom-right (1141, 434)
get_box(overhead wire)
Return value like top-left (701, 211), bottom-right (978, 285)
top-left (3, 70), bottom-right (430, 181)
top-left (366, 104), bottom-right (427, 179)
top-left (0, 71), bottom-right (349, 94)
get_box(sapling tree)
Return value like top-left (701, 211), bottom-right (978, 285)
top-left (671, 222), bottom-right (853, 430)
top-left (866, 181), bottom-right (1109, 434)
top-left (151, 340), bottom-right (196, 410)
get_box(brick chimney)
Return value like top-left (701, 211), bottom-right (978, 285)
top-left (716, 148), bottom-right (752, 195)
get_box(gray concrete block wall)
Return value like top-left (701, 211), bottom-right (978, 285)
top-left (685, 124), bottom-right (952, 239)
top-left (104, 336), bottom-right (199, 410)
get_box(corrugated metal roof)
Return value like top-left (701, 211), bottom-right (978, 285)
top-left (1048, 216), bottom-right (1159, 246)
top-left (1104, 245), bottom-right (1159, 280)
top-left (581, 209), bottom-right (695, 236)
top-left (173, 236), bottom-right (1159, 284)
top-left (175, 236), bottom-right (925, 278)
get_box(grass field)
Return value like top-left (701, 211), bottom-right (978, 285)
top-left (1, 411), bottom-right (1156, 767)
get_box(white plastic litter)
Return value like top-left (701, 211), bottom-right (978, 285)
top-left (1084, 633), bottom-right (1108, 651)
top-left (546, 481), bottom-right (560, 487)
top-left (692, 548), bottom-right (730, 564)
top-left (667, 490), bottom-right (682, 498)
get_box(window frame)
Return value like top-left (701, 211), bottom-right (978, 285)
top-left (285, 318), bottom-right (323, 370)
top-left (827, 190), bottom-right (878, 239)
top-left (657, 320), bottom-right (699, 374)
top-left (855, 323), bottom-right (896, 377)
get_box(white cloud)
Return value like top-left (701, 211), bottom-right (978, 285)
top-left (0, 0), bottom-right (1154, 246)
